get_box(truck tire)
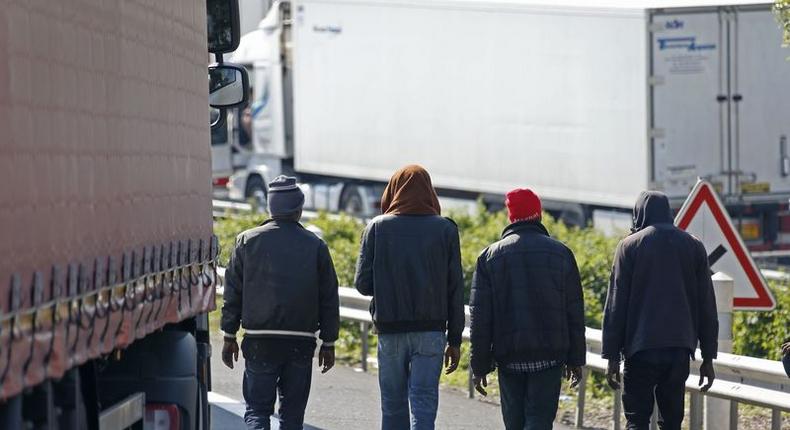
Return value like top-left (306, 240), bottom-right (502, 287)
top-left (245, 175), bottom-right (268, 212)
top-left (340, 185), bottom-right (365, 216)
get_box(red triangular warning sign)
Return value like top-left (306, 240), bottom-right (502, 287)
top-left (675, 180), bottom-right (776, 311)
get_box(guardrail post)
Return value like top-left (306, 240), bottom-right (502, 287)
top-left (730, 402), bottom-right (740, 430)
top-left (770, 409), bottom-right (781, 430)
top-left (575, 367), bottom-right (588, 428)
top-left (705, 273), bottom-right (734, 430)
top-left (612, 388), bottom-right (621, 430)
top-left (689, 392), bottom-right (703, 430)
top-left (467, 367), bottom-right (474, 399)
top-left (360, 322), bottom-right (369, 372)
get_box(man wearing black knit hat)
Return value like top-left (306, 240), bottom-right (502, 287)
top-left (221, 176), bottom-right (340, 430)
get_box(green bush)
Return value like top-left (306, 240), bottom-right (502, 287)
top-left (214, 212), bottom-right (365, 289)
top-left (733, 281), bottom-right (789, 360)
top-left (214, 209), bottom-right (787, 363)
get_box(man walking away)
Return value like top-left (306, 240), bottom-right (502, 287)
top-left (602, 191), bottom-right (718, 430)
top-left (221, 176), bottom-right (340, 430)
top-left (470, 189), bottom-right (586, 430)
top-left (354, 165), bottom-right (464, 430)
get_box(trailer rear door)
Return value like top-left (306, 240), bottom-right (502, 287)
top-left (650, 10), bottom-right (728, 200)
top-left (731, 8), bottom-right (790, 200)
top-left (651, 6), bottom-right (790, 202)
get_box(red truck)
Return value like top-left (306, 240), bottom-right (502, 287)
top-left (0, 0), bottom-right (248, 428)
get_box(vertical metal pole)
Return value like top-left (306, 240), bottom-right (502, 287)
top-left (467, 368), bottom-right (474, 399)
top-left (705, 273), bottom-right (734, 430)
top-left (689, 392), bottom-right (703, 430)
top-left (612, 388), bottom-right (622, 430)
top-left (575, 368), bottom-right (588, 428)
top-left (360, 322), bottom-right (369, 372)
top-left (770, 409), bottom-right (781, 430)
top-left (729, 401), bottom-right (738, 430)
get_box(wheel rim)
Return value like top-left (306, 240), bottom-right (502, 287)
top-left (251, 189), bottom-right (267, 212)
top-left (344, 195), bottom-right (363, 215)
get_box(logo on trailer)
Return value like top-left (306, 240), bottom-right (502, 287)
top-left (674, 180), bottom-right (776, 311)
top-left (658, 36), bottom-right (716, 51)
top-left (665, 19), bottom-right (684, 30)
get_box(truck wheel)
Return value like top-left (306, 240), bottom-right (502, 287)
top-left (340, 185), bottom-right (365, 216)
top-left (245, 175), bottom-right (268, 212)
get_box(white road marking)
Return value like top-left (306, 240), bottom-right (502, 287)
top-left (208, 391), bottom-right (246, 417)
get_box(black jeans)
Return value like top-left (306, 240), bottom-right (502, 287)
top-left (241, 338), bottom-right (315, 430)
top-left (622, 348), bottom-right (690, 430)
top-left (497, 366), bottom-right (563, 430)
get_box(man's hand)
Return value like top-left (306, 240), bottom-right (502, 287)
top-left (699, 359), bottom-right (715, 392)
top-left (222, 338), bottom-right (239, 369)
top-left (444, 346), bottom-right (460, 375)
top-left (473, 375), bottom-right (488, 396)
top-left (782, 341), bottom-right (790, 357)
top-left (565, 365), bottom-right (583, 389)
top-left (318, 346), bottom-right (335, 374)
top-left (606, 359), bottom-right (621, 390)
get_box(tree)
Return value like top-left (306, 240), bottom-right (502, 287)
top-left (776, 0), bottom-right (790, 47)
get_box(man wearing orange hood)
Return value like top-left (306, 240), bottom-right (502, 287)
top-left (354, 165), bottom-right (464, 430)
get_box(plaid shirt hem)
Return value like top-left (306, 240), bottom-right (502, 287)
top-left (505, 360), bottom-right (562, 373)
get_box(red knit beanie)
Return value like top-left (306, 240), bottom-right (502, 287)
top-left (505, 188), bottom-right (542, 223)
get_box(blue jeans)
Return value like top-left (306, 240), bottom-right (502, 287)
top-left (498, 366), bottom-right (563, 430)
top-left (377, 331), bottom-right (446, 430)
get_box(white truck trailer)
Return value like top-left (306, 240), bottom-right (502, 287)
top-left (213, 0), bottom-right (790, 251)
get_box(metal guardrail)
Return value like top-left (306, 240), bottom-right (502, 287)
top-left (215, 262), bottom-right (788, 429)
top-left (214, 243), bottom-right (787, 430)
top-left (212, 199), bottom-right (351, 222)
top-left (334, 287), bottom-right (789, 430)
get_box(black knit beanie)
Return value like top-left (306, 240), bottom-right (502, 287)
top-left (267, 176), bottom-right (304, 218)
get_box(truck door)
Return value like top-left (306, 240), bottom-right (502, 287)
top-left (211, 109), bottom-right (234, 182)
top-left (650, 10), bottom-right (728, 199)
top-left (730, 8), bottom-right (790, 199)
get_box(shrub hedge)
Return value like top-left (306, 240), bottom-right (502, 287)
top-left (214, 210), bottom-right (788, 361)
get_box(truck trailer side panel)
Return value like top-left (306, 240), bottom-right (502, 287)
top-left (0, 0), bottom-right (216, 400)
top-left (292, 0), bottom-right (650, 208)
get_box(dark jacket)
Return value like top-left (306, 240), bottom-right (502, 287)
top-left (354, 214), bottom-right (465, 346)
top-left (601, 191), bottom-right (718, 361)
top-left (220, 219), bottom-right (340, 345)
top-left (469, 221), bottom-right (586, 377)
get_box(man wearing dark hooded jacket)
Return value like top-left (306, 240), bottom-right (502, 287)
top-left (602, 191), bottom-right (718, 430)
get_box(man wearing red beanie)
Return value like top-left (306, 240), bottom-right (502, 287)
top-left (470, 188), bottom-right (586, 430)
top-left (505, 188), bottom-right (543, 223)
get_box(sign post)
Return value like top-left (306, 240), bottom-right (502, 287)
top-left (704, 273), bottom-right (734, 430)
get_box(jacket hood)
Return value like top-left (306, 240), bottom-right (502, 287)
top-left (380, 165), bottom-right (441, 216)
top-left (632, 191), bottom-right (673, 232)
top-left (502, 220), bottom-right (550, 239)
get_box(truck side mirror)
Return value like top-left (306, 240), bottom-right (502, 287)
top-left (207, 0), bottom-right (241, 54)
top-left (209, 64), bottom-right (249, 109)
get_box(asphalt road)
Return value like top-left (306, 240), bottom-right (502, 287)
top-left (209, 333), bottom-right (570, 429)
